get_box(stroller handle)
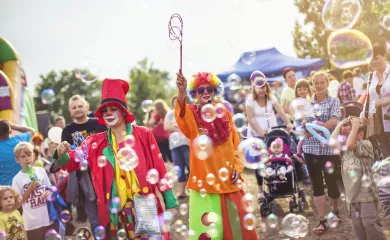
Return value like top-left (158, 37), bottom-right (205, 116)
top-left (271, 125), bottom-right (287, 129)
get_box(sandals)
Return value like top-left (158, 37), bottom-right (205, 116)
top-left (313, 219), bottom-right (327, 235)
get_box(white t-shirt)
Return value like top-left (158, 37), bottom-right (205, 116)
top-left (292, 97), bottom-right (315, 119)
top-left (164, 110), bottom-right (189, 150)
top-left (328, 80), bottom-right (340, 98)
top-left (353, 77), bottom-right (364, 96)
top-left (245, 95), bottom-right (278, 137)
top-left (12, 167), bottom-right (53, 231)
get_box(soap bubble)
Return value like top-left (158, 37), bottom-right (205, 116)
top-left (266, 214), bottom-right (278, 228)
top-left (41, 89), bottom-right (56, 104)
top-left (80, 160), bottom-right (89, 171)
top-left (45, 229), bottom-right (60, 240)
top-left (146, 168), bottom-right (159, 184)
top-left (201, 212), bottom-right (219, 226)
top-left (206, 173), bottom-right (216, 185)
top-left (383, 15), bottom-right (390, 31)
top-left (361, 174), bottom-right (372, 188)
top-left (179, 203), bottom-right (188, 215)
top-left (76, 61), bottom-right (99, 83)
top-left (243, 213), bottom-right (256, 230)
top-left (250, 70), bottom-right (266, 83)
top-left (324, 161), bottom-right (334, 174)
top-left (241, 51), bottom-right (256, 65)
top-left (322, 0), bottom-right (361, 30)
top-left (215, 103), bottom-right (226, 118)
top-left (242, 193), bottom-right (255, 213)
top-left (192, 135), bottom-right (213, 160)
top-left (93, 225), bottom-right (106, 240)
top-left (170, 132), bottom-right (181, 145)
top-left (327, 29), bottom-right (373, 69)
top-left (226, 73), bottom-right (242, 84)
top-left (327, 212), bottom-right (339, 228)
top-left (97, 156), bottom-right (108, 168)
top-left (164, 211), bottom-right (173, 221)
top-left (282, 213), bottom-right (309, 238)
top-left (141, 99), bottom-right (154, 113)
top-left (218, 167), bottom-right (229, 182)
top-left (238, 137), bottom-right (268, 169)
top-left (201, 104), bottom-right (217, 123)
top-left (197, 179), bottom-right (203, 188)
top-left (109, 197), bottom-right (121, 214)
top-left (123, 135), bottom-right (135, 148)
top-left (116, 147), bottom-right (139, 171)
top-left (60, 210), bottom-right (72, 223)
top-left (200, 188), bottom-right (207, 198)
top-left (233, 113), bottom-right (247, 132)
top-left (117, 229), bottom-right (127, 240)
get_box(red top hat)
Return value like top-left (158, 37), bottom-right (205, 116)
top-left (95, 78), bottom-right (135, 125)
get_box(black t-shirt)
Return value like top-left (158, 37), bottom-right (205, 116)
top-left (61, 118), bottom-right (107, 148)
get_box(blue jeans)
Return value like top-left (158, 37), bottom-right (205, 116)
top-left (172, 145), bottom-right (190, 182)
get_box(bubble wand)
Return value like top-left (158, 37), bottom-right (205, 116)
top-left (168, 13), bottom-right (183, 74)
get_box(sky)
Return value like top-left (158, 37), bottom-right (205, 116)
top-left (1, 0), bottom-right (299, 94)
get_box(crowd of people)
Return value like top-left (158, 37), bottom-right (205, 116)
top-left (0, 40), bottom-right (389, 240)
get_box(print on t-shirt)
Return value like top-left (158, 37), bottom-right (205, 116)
top-left (22, 184), bottom-right (47, 209)
top-left (6, 215), bottom-right (24, 240)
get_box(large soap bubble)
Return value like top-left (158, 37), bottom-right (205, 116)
top-left (322, 0), bottom-right (361, 30)
top-left (327, 29), bottom-right (373, 69)
top-left (281, 213), bottom-right (309, 238)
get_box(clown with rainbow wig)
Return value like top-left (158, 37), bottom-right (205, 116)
top-left (175, 72), bottom-right (258, 239)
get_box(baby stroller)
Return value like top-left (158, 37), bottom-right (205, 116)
top-left (259, 126), bottom-right (306, 217)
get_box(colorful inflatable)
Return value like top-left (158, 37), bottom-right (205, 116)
top-left (0, 37), bottom-right (38, 130)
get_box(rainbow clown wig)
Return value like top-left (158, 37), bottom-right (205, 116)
top-left (188, 72), bottom-right (224, 100)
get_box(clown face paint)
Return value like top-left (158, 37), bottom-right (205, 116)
top-left (102, 106), bottom-right (124, 126)
top-left (195, 84), bottom-right (216, 105)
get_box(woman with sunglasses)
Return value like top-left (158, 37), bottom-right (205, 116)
top-left (245, 74), bottom-right (293, 201)
top-left (175, 72), bottom-right (258, 240)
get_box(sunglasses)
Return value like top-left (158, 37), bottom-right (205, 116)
top-left (194, 87), bottom-right (216, 95)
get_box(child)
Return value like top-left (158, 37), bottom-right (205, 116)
top-left (338, 70), bottom-right (357, 104)
top-left (268, 138), bottom-right (293, 180)
top-left (291, 79), bottom-right (319, 183)
top-left (292, 79), bottom-right (315, 160)
top-left (11, 142), bottom-right (54, 240)
top-left (0, 186), bottom-right (28, 240)
top-left (330, 117), bottom-right (386, 240)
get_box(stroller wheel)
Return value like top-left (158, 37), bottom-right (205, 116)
top-left (298, 199), bottom-right (304, 212)
top-left (298, 189), bottom-right (306, 203)
top-left (260, 203), bottom-right (268, 217)
top-left (289, 200), bottom-right (295, 213)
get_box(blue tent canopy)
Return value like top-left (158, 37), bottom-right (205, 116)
top-left (217, 48), bottom-right (325, 82)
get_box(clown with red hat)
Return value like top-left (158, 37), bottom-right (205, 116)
top-left (55, 79), bottom-right (178, 239)
top-left (175, 72), bottom-right (258, 239)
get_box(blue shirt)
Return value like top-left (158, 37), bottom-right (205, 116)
top-left (0, 132), bottom-right (31, 186)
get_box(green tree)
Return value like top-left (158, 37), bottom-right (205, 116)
top-left (34, 70), bottom-right (102, 123)
top-left (128, 58), bottom-right (174, 125)
top-left (293, 0), bottom-right (390, 68)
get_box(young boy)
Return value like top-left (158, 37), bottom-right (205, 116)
top-left (330, 117), bottom-right (386, 240)
top-left (338, 70), bottom-right (357, 104)
top-left (11, 142), bottom-right (54, 240)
